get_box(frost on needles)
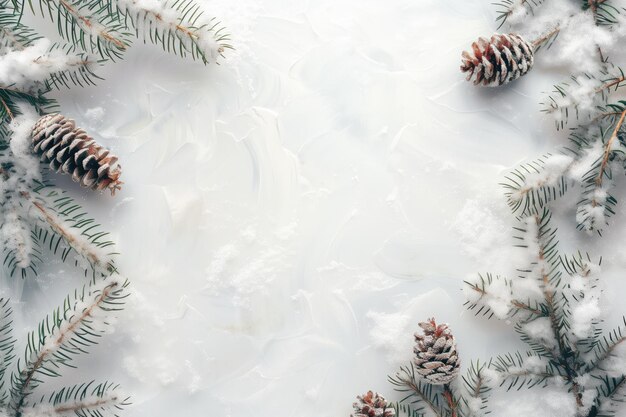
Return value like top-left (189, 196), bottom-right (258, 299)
top-left (0, 1), bottom-right (232, 416)
top-left (0, 0), bottom-right (231, 279)
top-left (351, 209), bottom-right (626, 417)
top-left (460, 0), bottom-right (626, 235)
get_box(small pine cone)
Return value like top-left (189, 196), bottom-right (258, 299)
top-left (460, 33), bottom-right (534, 87)
top-left (31, 114), bottom-right (122, 194)
top-left (351, 391), bottom-right (395, 417)
top-left (414, 318), bottom-right (460, 385)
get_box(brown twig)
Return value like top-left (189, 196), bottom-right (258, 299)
top-left (532, 215), bottom-right (584, 409)
top-left (0, 96), bottom-right (14, 121)
top-left (11, 282), bottom-right (118, 416)
top-left (595, 108), bottom-right (626, 189)
top-left (21, 192), bottom-right (115, 273)
top-left (400, 376), bottom-right (443, 417)
top-left (57, 0), bottom-right (126, 50)
top-left (53, 395), bottom-right (119, 413)
top-left (443, 385), bottom-right (458, 417)
top-left (595, 76), bottom-right (626, 95)
top-left (469, 284), bottom-right (545, 316)
top-left (531, 26), bottom-right (561, 49)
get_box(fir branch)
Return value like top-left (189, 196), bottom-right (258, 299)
top-left (489, 352), bottom-right (555, 391)
top-left (389, 364), bottom-right (445, 417)
top-left (8, 275), bottom-right (128, 417)
top-left (494, 0), bottom-right (546, 29)
top-left (461, 361), bottom-right (491, 417)
top-left (502, 154), bottom-right (572, 216)
top-left (596, 108), bottom-right (626, 188)
top-left (575, 123), bottom-right (623, 235)
top-left (585, 317), bottom-right (626, 373)
top-left (118, 0), bottom-right (232, 64)
top-left (28, 0), bottom-right (131, 60)
top-left (464, 273), bottom-right (547, 318)
top-left (25, 381), bottom-right (129, 417)
top-left (0, 1), bottom-right (41, 50)
top-left (541, 66), bottom-right (626, 130)
top-left (0, 299), bottom-right (16, 407)
top-left (442, 385), bottom-right (458, 417)
top-left (21, 188), bottom-right (117, 276)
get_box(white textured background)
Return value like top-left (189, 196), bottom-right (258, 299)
top-left (9, 0), bottom-right (626, 416)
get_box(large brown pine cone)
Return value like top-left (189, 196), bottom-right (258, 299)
top-left (413, 318), bottom-right (460, 385)
top-left (31, 114), bottom-right (122, 194)
top-left (460, 33), bottom-right (534, 87)
top-left (351, 391), bottom-right (395, 417)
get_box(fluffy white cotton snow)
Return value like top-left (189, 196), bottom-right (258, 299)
top-left (520, 317), bottom-right (556, 348)
top-left (117, 0), bottom-right (224, 61)
top-left (569, 265), bottom-right (602, 340)
top-left (0, 38), bottom-right (86, 89)
top-left (550, 12), bottom-right (615, 74)
top-left (8, 106), bottom-right (40, 184)
top-left (0, 108), bottom-right (39, 267)
top-left (366, 310), bottom-right (412, 363)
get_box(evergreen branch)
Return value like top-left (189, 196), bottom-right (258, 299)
top-left (494, 0), bottom-right (546, 28)
top-left (585, 317), bottom-right (626, 373)
top-left (8, 275), bottom-right (128, 417)
top-left (0, 86), bottom-right (56, 122)
top-left (28, 0), bottom-right (131, 60)
top-left (21, 187), bottom-right (117, 276)
top-left (585, 0), bottom-right (623, 26)
top-left (0, 2), bottom-right (42, 50)
top-left (442, 385), bottom-right (458, 417)
top-left (502, 154), bottom-right (571, 216)
top-left (0, 299), bottom-right (16, 407)
top-left (392, 401), bottom-right (423, 417)
top-left (389, 364), bottom-right (445, 417)
top-left (596, 108), bottom-right (626, 188)
top-left (25, 381), bottom-right (129, 417)
top-left (118, 0), bottom-right (232, 64)
top-left (594, 374), bottom-right (626, 414)
top-left (541, 66), bottom-right (625, 130)
top-left (42, 43), bottom-right (103, 90)
top-left (489, 352), bottom-right (554, 391)
top-left (526, 212), bottom-right (585, 409)
top-left (575, 117), bottom-right (625, 235)
top-left (464, 274), bottom-right (547, 318)
top-left (461, 361), bottom-right (491, 417)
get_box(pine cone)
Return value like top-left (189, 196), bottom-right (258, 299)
top-left (413, 318), bottom-right (460, 385)
top-left (460, 33), bottom-right (534, 87)
top-left (31, 114), bottom-right (122, 194)
top-left (351, 391), bottom-right (395, 417)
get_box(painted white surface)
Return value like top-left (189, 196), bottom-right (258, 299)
top-left (9, 0), bottom-right (626, 416)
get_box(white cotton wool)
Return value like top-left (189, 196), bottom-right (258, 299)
top-left (0, 38), bottom-right (86, 89)
top-left (568, 141), bottom-right (604, 182)
top-left (9, 106), bottom-right (41, 184)
top-left (0, 208), bottom-right (32, 268)
top-left (366, 310), bottom-right (412, 363)
top-left (521, 317), bottom-right (556, 347)
top-left (570, 296), bottom-right (601, 339)
top-left (543, 11), bottom-right (614, 73)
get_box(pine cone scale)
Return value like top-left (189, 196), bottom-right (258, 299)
top-left (461, 33), bottom-right (534, 87)
top-left (413, 318), bottom-right (460, 385)
top-left (31, 114), bottom-right (122, 194)
top-left (351, 391), bottom-right (395, 417)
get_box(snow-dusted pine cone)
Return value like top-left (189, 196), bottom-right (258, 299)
top-left (351, 391), bottom-right (395, 417)
top-left (460, 33), bottom-right (534, 87)
top-left (31, 114), bottom-right (122, 194)
top-left (413, 318), bottom-right (460, 385)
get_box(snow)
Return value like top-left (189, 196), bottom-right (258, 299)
top-left (4, 0), bottom-right (626, 416)
top-left (520, 317), bottom-right (556, 348)
top-left (117, 0), bottom-right (225, 61)
top-left (0, 38), bottom-right (86, 89)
